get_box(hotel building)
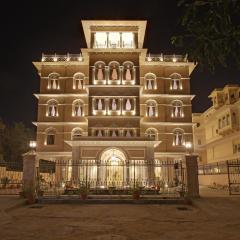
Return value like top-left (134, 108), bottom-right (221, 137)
top-left (33, 20), bottom-right (196, 186)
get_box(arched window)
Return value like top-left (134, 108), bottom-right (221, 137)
top-left (171, 100), bottom-right (184, 118)
top-left (48, 73), bottom-right (60, 90)
top-left (144, 73), bottom-right (157, 90)
top-left (145, 128), bottom-right (158, 140)
top-left (122, 61), bottom-right (135, 82)
top-left (46, 100), bottom-right (58, 117)
top-left (71, 128), bottom-right (83, 140)
top-left (169, 73), bottom-right (182, 90)
top-left (73, 73), bottom-right (85, 90)
top-left (108, 61), bottom-right (120, 83)
top-left (172, 128), bottom-right (184, 146)
top-left (146, 100), bottom-right (157, 117)
top-left (94, 61), bottom-right (106, 81)
top-left (45, 128), bottom-right (56, 145)
top-left (72, 100), bottom-right (84, 117)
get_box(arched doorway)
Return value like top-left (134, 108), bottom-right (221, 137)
top-left (99, 148), bottom-right (127, 187)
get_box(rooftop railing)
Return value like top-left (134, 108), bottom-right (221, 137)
top-left (41, 53), bottom-right (84, 62)
top-left (145, 54), bottom-right (188, 63)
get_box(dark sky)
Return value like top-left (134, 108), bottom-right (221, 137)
top-left (0, 0), bottom-right (239, 127)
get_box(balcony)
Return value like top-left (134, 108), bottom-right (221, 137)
top-left (91, 128), bottom-right (138, 138)
top-left (41, 53), bottom-right (84, 62)
top-left (92, 97), bottom-right (137, 116)
top-left (145, 54), bottom-right (188, 63)
top-left (93, 32), bottom-right (136, 49)
top-left (91, 63), bottom-right (137, 85)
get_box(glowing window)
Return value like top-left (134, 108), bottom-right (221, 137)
top-left (95, 32), bottom-right (107, 48)
top-left (109, 32), bottom-right (120, 48)
top-left (122, 32), bottom-right (134, 48)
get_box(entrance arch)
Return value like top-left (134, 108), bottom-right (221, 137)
top-left (99, 148), bottom-right (127, 187)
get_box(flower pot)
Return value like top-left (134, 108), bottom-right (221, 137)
top-left (26, 195), bottom-right (36, 204)
top-left (80, 193), bottom-right (88, 200)
top-left (132, 193), bottom-right (140, 200)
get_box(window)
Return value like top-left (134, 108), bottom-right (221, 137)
top-left (48, 73), bottom-right (60, 90)
top-left (94, 32), bottom-right (107, 48)
top-left (94, 61), bottom-right (106, 82)
top-left (146, 100), bottom-right (157, 117)
top-left (122, 61), bottom-right (135, 82)
top-left (71, 128), bottom-right (83, 140)
top-left (218, 119), bottom-right (222, 129)
top-left (222, 116), bottom-right (226, 127)
top-left (46, 100), bottom-right (58, 117)
top-left (94, 32), bottom-right (135, 49)
top-left (172, 129), bottom-right (184, 146)
top-left (171, 100), bottom-right (184, 118)
top-left (108, 32), bottom-right (120, 48)
top-left (226, 114), bottom-right (230, 125)
top-left (169, 73), bottom-right (182, 90)
top-left (145, 128), bottom-right (158, 140)
top-left (122, 32), bottom-right (134, 48)
top-left (108, 61), bottom-right (120, 82)
top-left (72, 100), bottom-right (83, 117)
top-left (232, 112), bottom-right (237, 125)
top-left (73, 73), bottom-right (85, 89)
top-left (123, 98), bottom-right (134, 111)
top-left (233, 144), bottom-right (240, 154)
top-left (144, 73), bottom-right (157, 90)
top-left (45, 128), bottom-right (56, 145)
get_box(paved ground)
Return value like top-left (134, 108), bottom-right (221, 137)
top-left (0, 189), bottom-right (240, 240)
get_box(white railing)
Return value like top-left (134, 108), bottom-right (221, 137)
top-left (41, 53), bottom-right (84, 62)
top-left (145, 54), bottom-right (188, 63)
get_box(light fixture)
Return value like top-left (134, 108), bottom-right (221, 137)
top-left (29, 140), bottom-right (37, 149)
top-left (185, 142), bottom-right (192, 150)
top-left (172, 55), bottom-right (177, 63)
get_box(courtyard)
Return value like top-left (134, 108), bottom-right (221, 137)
top-left (1, 188), bottom-right (240, 240)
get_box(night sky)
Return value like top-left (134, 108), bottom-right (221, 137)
top-left (0, 0), bottom-right (239, 127)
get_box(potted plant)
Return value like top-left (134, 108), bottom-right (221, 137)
top-left (23, 183), bottom-right (36, 204)
top-left (79, 185), bottom-right (89, 200)
top-left (132, 185), bottom-right (142, 200)
top-left (1, 177), bottom-right (10, 189)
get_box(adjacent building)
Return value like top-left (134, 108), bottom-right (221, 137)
top-left (33, 20), bottom-right (196, 186)
top-left (193, 84), bottom-right (240, 164)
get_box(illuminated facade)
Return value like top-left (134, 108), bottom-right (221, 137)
top-left (193, 84), bottom-right (240, 164)
top-left (33, 20), bottom-right (196, 185)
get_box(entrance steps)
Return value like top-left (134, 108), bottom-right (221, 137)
top-left (38, 195), bottom-right (186, 205)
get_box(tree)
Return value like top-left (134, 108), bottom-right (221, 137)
top-left (172, 0), bottom-right (240, 72)
top-left (2, 122), bottom-right (35, 163)
top-left (0, 120), bottom-right (5, 161)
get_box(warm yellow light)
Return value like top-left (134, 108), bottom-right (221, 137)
top-left (29, 140), bottom-right (37, 149)
top-left (185, 142), bottom-right (192, 149)
top-left (172, 57), bottom-right (177, 63)
top-left (53, 57), bottom-right (57, 62)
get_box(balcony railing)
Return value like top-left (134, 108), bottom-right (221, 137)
top-left (41, 53), bottom-right (84, 62)
top-left (145, 54), bottom-right (188, 63)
